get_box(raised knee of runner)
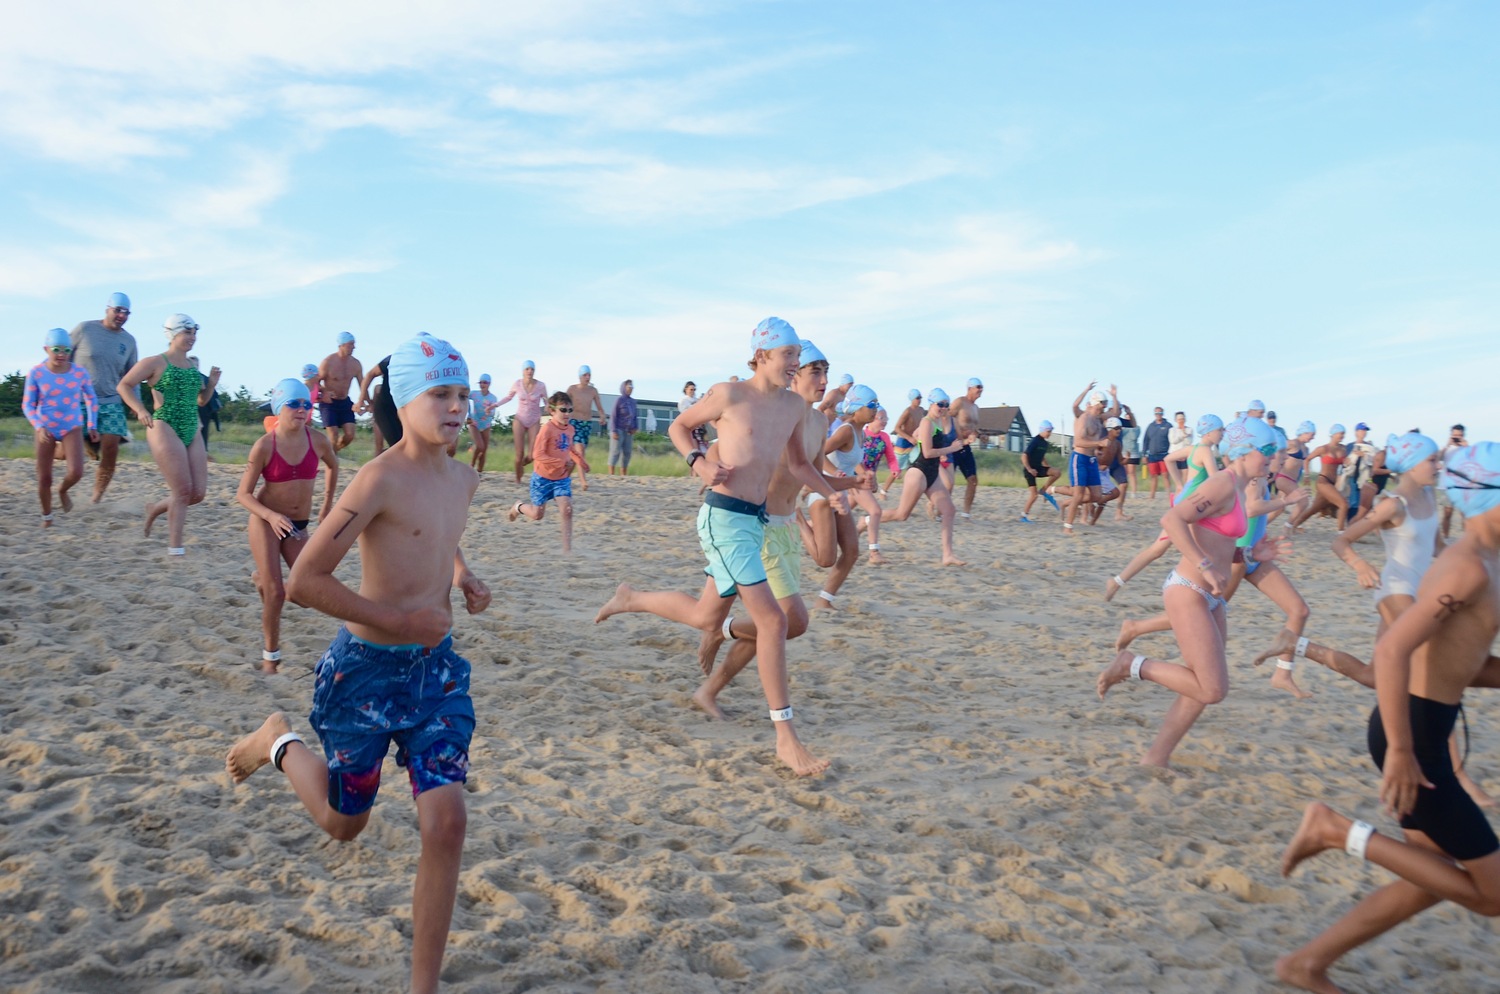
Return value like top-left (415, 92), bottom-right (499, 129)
top-left (1197, 679), bottom-right (1229, 705)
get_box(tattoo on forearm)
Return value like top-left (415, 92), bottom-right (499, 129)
top-left (332, 508), bottom-right (360, 540)
top-left (1435, 593), bottom-right (1465, 619)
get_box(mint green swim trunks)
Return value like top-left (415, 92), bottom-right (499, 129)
top-left (697, 491), bottom-right (768, 597)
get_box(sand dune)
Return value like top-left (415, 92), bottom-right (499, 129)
top-left (2, 460), bottom-right (1495, 993)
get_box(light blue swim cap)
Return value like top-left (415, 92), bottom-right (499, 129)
top-left (967, 377), bottom-right (984, 389)
top-left (1385, 433), bottom-right (1438, 475)
top-left (1195, 414), bottom-right (1223, 437)
top-left (578, 365), bottom-right (590, 376)
top-left (336, 331), bottom-right (355, 346)
top-left (1330, 423), bottom-right (1346, 435)
top-left (838, 373), bottom-right (854, 386)
top-left (269, 378), bottom-right (311, 414)
top-left (44, 328), bottom-right (70, 348)
top-left (1246, 398), bottom-right (1265, 413)
top-left (108, 292), bottom-right (131, 310)
top-left (928, 388), bottom-right (950, 405)
top-left (522, 360), bottom-right (535, 370)
top-left (1221, 416), bottom-right (1278, 461)
top-left (751, 316), bottom-right (798, 353)
top-left (845, 384), bottom-right (878, 410)
top-left (1296, 420), bottom-right (1316, 437)
top-left (907, 388), bottom-right (921, 401)
top-left (1443, 443), bottom-right (1500, 518)
top-left (301, 364), bottom-right (318, 380)
top-left (797, 339), bottom-right (827, 366)
top-left (479, 373), bottom-right (491, 383)
top-left (389, 333), bottom-right (469, 410)
top-left (1037, 420), bottom-right (1054, 432)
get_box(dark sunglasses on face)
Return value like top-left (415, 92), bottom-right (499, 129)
top-left (556, 407), bottom-right (573, 413)
top-left (935, 402), bottom-right (950, 409)
top-left (283, 399), bottom-right (313, 410)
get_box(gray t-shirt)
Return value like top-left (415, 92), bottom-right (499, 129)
top-left (69, 320), bottom-right (139, 405)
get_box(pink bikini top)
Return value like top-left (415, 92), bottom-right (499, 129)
top-left (1198, 489), bottom-right (1247, 539)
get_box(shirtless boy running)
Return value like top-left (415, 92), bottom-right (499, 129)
top-left (595, 317), bottom-right (838, 776)
top-left (1276, 441), bottom-right (1500, 994)
top-left (227, 333), bottom-right (490, 994)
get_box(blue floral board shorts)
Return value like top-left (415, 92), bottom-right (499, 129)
top-left (569, 418), bottom-right (594, 446)
top-left (530, 472), bottom-right (573, 507)
top-left (308, 627), bottom-right (476, 815)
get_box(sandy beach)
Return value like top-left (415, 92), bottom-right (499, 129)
top-left (2, 458), bottom-right (1496, 993)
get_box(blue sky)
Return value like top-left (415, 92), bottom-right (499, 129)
top-left (3, 2), bottom-right (1496, 443)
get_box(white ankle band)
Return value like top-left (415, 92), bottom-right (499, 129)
top-left (721, 615), bottom-right (736, 641)
top-left (1345, 820), bottom-right (1375, 860)
top-left (262, 649), bottom-right (281, 662)
top-left (868, 543), bottom-right (879, 551)
top-left (41, 513), bottom-right (54, 522)
top-left (818, 591), bottom-right (835, 603)
top-left (1275, 659), bottom-right (1294, 671)
top-left (1130, 655), bottom-right (1146, 680)
top-left (769, 706), bottom-right (794, 722)
top-left (270, 732), bottom-right (304, 772)
top-left (168, 547), bottom-right (186, 556)
top-left (1114, 575), bottom-right (1127, 587)
top-left (1295, 636), bottom-right (1310, 659)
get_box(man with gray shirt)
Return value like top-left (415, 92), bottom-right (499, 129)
top-left (70, 291), bottom-right (139, 502)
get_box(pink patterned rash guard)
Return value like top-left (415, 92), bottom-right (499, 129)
top-left (24, 362), bottom-right (98, 436)
top-left (497, 379), bottom-right (548, 428)
top-left (861, 429), bottom-right (899, 474)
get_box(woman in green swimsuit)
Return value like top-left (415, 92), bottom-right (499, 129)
top-left (119, 313), bottom-right (220, 556)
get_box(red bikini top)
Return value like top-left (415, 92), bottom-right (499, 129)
top-left (264, 427), bottom-right (319, 483)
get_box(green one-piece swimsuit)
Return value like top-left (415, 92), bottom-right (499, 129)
top-left (154, 357), bottom-right (202, 447)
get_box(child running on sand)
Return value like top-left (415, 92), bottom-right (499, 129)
top-left (1275, 441), bottom-right (1500, 994)
top-left (595, 317), bottom-right (839, 777)
top-left (236, 378), bottom-right (339, 673)
top-left (24, 328), bottom-right (98, 527)
top-left (508, 391), bottom-right (589, 553)
top-left (226, 333), bottom-right (490, 994)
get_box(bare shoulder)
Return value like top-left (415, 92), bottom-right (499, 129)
top-left (446, 458), bottom-right (481, 498)
top-left (311, 431), bottom-right (338, 458)
top-left (1422, 539), bottom-right (1492, 603)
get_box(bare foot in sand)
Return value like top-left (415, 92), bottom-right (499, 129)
top-left (776, 734), bottom-right (831, 777)
top-left (692, 685), bottom-right (726, 720)
top-left (942, 555), bottom-right (966, 567)
top-left (144, 502), bottom-right (166, 537)
top-left (868, 549), bottom-right (887, 565)
top-left (1114, 619), bottom-right (1141, 652)
top-left (507, 501), bottom-right (522, 523)
top-left (59, 489), bottom-right (73, 513)
top-left (1096, 649), bottom-right (1137, 699)
top-left (697, 626), bottom-right (725, 676)
top-left (1270, 667), bottom-right (1314, 699)
top-left (226, 712), bottom-right (292, 783)
top-left (1274, 952), bottom-right (1345, 994)
top-left (41, 516), bottom-right (53, 529)
top-left (594, 583), bottom-right (634, 623)
top-left (809, 597), bottom-right (834, 612)
top-left (1114, 512), bottom-right (1131, 522)
top-left (1281, 802), bottom-right (1342, 877)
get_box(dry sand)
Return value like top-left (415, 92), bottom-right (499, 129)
top-left (2, 459), bottom-right (1497, 993)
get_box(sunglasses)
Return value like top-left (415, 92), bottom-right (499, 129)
top-left (935, 402), bottom-right (950, 409)
top-left (282, 399), bottom-right (313, 411)
top-left (49, 346), bottom-right (72, 354)
top-left (555, 407), bottom-right (573, 413)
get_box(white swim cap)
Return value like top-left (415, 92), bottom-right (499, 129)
top-left (1105, 417), bottom-right (1122, 429)
top-left (164, 313), bottom-right (199, 339)
top-left (1088, 390), bottom-right (1107, 406)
